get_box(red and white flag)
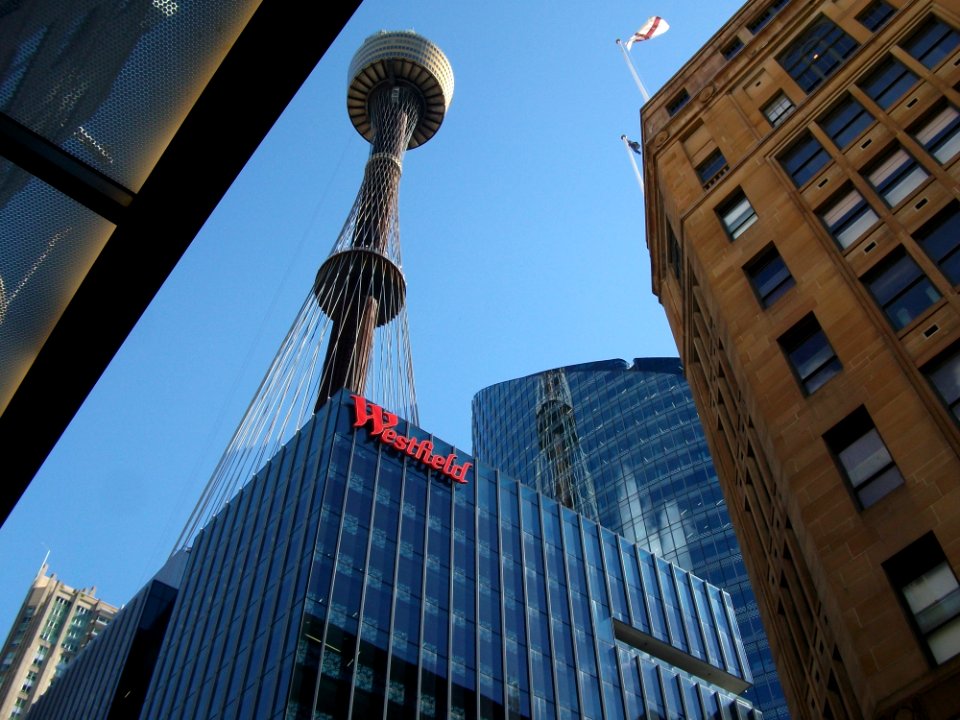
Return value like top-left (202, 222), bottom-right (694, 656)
top-left (625, 16), bottom-right (669, 50)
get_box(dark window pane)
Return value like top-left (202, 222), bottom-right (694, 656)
top-left (667, 90), bottom-right (690, 116)
top-left (747, 0), bottom-right (790, 34)
top-left (863, 249), bottom-right (941, 330)
top-left (915, 201), bottom-right (960, 285)
top-left (722, 37), bottom-right (744, 60)
top-left (856, 1), bottom-right (895, 32)
top-left (696, 149), bottom-right (729, 187)
top-left (859, 56), bottom-right (918, 109)
top-left (779, 314), bottom-right (842, 393)
top-left (924, 344), bottom-right (960, 421)
top-left (819, 95), bottom-right (873, 148)
top-left (667, 225), bottom-right (682, 280)
top-left (777, 16), bottom-right (859, 93)
top-left (902, 16), bottom-right (960, 69)
top-left (745, 246), bottom-right (794, 307)
top-left (779, 132), bottom-right (830, 186)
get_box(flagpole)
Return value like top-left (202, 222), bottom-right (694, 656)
top-left (621, 135), bottom-right (645, 195)
top-left (616, 39), bottom-right (651, 102)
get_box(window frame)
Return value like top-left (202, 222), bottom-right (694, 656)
top-left (763, 92), bottom-right (796, 127)
top-left (666, 224), bottom-right (682, 280)
top-left (823, 406), bottom-right (904, 509)
top-left (922, 342), bottom-right (960, 423)
top-left (818, 186), bottom-right (880, 249)
top-left (911, 102), bottom-right (960, 164)
top-left (777, 16), bottom-right (859, 93)
top-left (914, 201), bottom-right (960, 286)
top-left (883, 533), bottom-right (960, 666)
top-left (819, 94), bottom-right (874, 149)
top-left (744, 244), bottom-right (795, 308)
top-left (902, 15), bottom-right (960, 69)
top-left (778, 313), bottom-right (842, 394)
top-left (716, 189), bottom-right (758, 240)
top-left (856, 1), bottom-right (896, 32)
top-left (666, 89), bottom-right (691, 117)
top-left (747, 0), bottom-right (790, 34)
top-left (778, 131), bottom-right (831, 186)
top-left (858, 56), bottom-right (919, 110)
top-left (862, 247), bottom-right (941, 330)
top-left (696, 148), bottom-right (729, 188)
top-left (721, 37), bottom-right (744, 60)
top-left (866, 145), bottom-right (929, 207)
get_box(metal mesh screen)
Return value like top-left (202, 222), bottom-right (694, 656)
top-left (0, 161), bottom-right (116, 413)
top-left (0, 0), bottom-right (261, 192)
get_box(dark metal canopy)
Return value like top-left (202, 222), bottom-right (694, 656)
top-left (0, 0), bottom-right (362, 525)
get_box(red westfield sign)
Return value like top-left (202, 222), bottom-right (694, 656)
top-left (351, 395), bottom-right (471, 483)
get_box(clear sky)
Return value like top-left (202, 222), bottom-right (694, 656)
top-left (1, 0), bottom-right (747, 638)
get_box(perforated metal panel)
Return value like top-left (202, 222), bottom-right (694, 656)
top-left (0, 0), bottom-right (261, 193)
top-left (0, 161), bottom-right (115, 413)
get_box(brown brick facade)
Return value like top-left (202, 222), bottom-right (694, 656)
top-left (642, 1), bottom-right (960, 717)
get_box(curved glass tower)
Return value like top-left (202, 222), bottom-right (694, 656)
top-left (473, 358), bottom-right (789, 718)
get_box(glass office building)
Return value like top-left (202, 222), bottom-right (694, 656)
top-left (472, 359), bottom-right (787, 718)
top-left (37, 390), bottom-right (760, 719)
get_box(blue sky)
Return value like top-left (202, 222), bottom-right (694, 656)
top-left (0, 0), bottom-right (746, 638)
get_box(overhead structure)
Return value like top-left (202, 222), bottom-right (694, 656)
top-left (0, 0), bottom-right (361, 527)
top-left (176, 31), bottom-right (454, 548)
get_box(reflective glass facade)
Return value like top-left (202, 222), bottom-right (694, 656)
top-left (472, 359), bottom-right (787, 718)
top-left (122, 390), bottom-right (758, 719)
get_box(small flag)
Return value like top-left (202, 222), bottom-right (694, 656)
top-left (625, 16), bottom-right (669, 51)
top-left (622, 136), bottom-right (642, 155)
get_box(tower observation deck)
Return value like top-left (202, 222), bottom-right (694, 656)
top-left (175, 32), bottom-right (453, 548)
top-left (315, 31), bottom-right (454, 408)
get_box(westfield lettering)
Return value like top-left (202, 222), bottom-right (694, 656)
top-left (350, 395), bottom-right (471, 483)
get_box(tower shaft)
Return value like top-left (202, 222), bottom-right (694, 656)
top-left (315, 84), bottom-right (421, 408)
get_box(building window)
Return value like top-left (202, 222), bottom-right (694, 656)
top-left (912, 103), bottom-right (960, 164)
top-left (779, 314), bottom-right (842, 394)
top-left (923, 343), bottom-right (960, 421)
top-left (914, 201), bottom-right (960, 285)
top-left (867, 145), bottom-right (928, 207)
top-left (696, 148), bottom-right (729, 187)
top-left (824, 407), bottom-right (904, 508)
top-left (777, 16), bottom-right (859, 93)
top-left (745, 245), bottom-right (795, 307)
top-left (859, 56), bottom-right (918, 109)
top-left (666, 225), bottom-right (682, 280)
top-left (747, 0), bottom-right (790, 34)
top-left (667, 89), bottom-right (691, 117)
top-left (884, 533), bottom-right (960, 665)
top-left (763, 92), bottom-right (795, 127)
top-left (819, 187), bottom-right (879, 249)
top-left (863, 248), bottom-right (941, 330)
top-left (819, 94), bottom-right (874, 149)
top-left (778, 131), bottom-right (831, 186)
top-left (717, 189), bottom-right (757, 239)
top-left (902, 16), bottom-right (960, 69)
top-left (722, 37), bottom-right (744, 60)
top-left (856, 1), bottom-right (896, 32)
